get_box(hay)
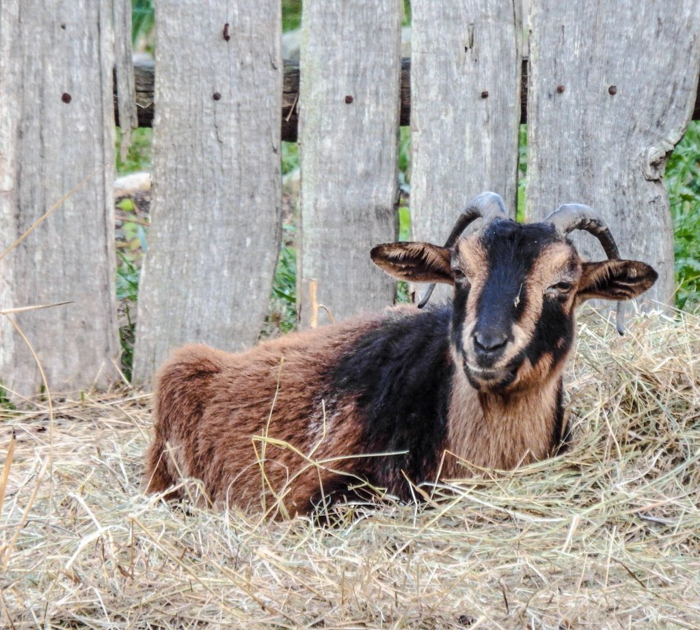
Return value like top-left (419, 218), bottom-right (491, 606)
top-left (1, 311), bottom-right (699, 629)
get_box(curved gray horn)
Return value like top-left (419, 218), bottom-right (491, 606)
top-left (545, 203), bottom-right (625, 335)
top-left (417, 192), bottom-right (507, 309)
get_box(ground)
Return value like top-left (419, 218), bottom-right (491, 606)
top-left (0, 312), bottom-right (698, 628)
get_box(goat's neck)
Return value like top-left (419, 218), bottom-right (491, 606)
top-left (444, 368), bottom-right (563, 477)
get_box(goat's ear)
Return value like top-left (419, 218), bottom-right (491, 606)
top-left (576, 260), bottom-right (658, 303)
top-left (370, 242), bottom-right (454, 284)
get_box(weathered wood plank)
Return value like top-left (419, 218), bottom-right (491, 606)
top-left (0, 0), bottom-right (120, 397)
top-left (527, 0), bottom-right (700, 307)
top-left (113, 0), bottom-right (138, 158)
top-left (410, 0), bottom-right (522, 251)
top-left (297, 0), bottom-right (402, 326)
top-left (133, 0), bottom-right (282, 384)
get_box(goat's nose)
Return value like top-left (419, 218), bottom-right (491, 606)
top-left (473, 330), bottom-right (508, 355)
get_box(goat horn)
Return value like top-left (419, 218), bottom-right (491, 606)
top-left (545, 203), bottom-right (625, 335)
top-left (417, 192), bottom-right (507, 309)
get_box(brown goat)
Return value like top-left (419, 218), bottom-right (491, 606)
top-left (144, 193), bottom-right (657, 516)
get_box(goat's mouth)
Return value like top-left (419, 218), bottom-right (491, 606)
top-left (463, 362), bottom-right (518, 391)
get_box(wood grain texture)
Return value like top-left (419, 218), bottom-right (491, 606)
top-left (410, 0), bottom-right (522, 247)
top-left (0, 0), bottom-right (119, 397)
top-left (297, 0), bottom-right (402, 327)
top-left (527, 0), bottom-right (700, 306)
top-left (113, 0), bottom-right (137, 156)
top-left (133, 0), bottom-right (282, 385)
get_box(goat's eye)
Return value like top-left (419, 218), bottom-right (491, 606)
top-left (452, 268), bottom-right (467, 281)
top-left (550, 281), bottom-right (573, 292)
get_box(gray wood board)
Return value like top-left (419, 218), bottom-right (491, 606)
top-left (113, 0), bottom-right (138, 156)
top-left (133, 0), bottom-right (282, 385)
top-left (298, 0), bottom-right (402, 327)
top-left (0, 0), bottom-right (119, 397)
top-left (526, 0), bottom-right (700, 306)
top-left (410, 0), bottom-right (522, 244)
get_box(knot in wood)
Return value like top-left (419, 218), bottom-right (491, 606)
top-left (61, 92), bottom-right (72, 104)
top-left (481, 91), bottom-right (489, 99)
top-left (608, 85), bottom-right (617, 95)
top-left (345, 95), bottom-right (354, 104)
top-left (556, 85), bottom-right (565, 94)
top-left (213, 92), bottom-right (221, 101)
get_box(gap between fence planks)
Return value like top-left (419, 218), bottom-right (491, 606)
top-left (119, 57), bottom-right (700, 140)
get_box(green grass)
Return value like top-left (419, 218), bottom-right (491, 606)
top-left (0, 385), bottom-right (15, 410)
top-left (267, 224), bottom-right (298, 335)
top-left (132, 0), bottom-right (154, 44)
top-left (666, 121), bottom-right (700, 310)
top-left (281, 141), bottom-right (299, 175)
top-left (116, 128), bottom-right (153, 176)
top-left (282, 0), bottom-right (302, 32)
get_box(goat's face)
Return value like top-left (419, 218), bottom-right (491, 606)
top-left (371, 218), bottom-right (658, 394)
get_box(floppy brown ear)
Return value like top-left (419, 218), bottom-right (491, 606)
top-left (370, 242), bottom-right (453, 284)
top-left (576, 260), bottom-right (658, 303)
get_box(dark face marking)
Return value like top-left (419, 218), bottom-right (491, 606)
top-left (453, 220), bottom-right (581, 393)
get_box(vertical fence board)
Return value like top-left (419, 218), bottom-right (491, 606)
top-left (411, 0), bottom-right (522, 247)
top-left (0, 0), bottom-right (119, 397)
top-left (298, 0), bottom-right (402, 326)
top-left (527, 0), bottom-right (700, 306)
top-left (133, 0), bottom-right (282, 384)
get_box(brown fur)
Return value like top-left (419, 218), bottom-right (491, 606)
top-left (144, 315), bottom-right (382, 516)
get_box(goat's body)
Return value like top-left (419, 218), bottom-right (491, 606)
top-left (145, 196), bottom-right (658, 516)
top-left (145, 304), bottom-right (564, 514)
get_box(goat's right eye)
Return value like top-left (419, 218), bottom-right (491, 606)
top-left (452, 268), bottom-right (467, 281)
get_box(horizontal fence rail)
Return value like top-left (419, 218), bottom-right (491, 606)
top-left (118, 57), bottom-right (700, 140)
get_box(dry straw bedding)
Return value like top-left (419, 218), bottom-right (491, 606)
top-left (0, 312), bottom-right (699, 629)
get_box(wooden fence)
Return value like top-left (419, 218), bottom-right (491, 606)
top-left (2, 0), bottom-right (700, 395)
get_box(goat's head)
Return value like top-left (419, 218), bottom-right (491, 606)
top-left (371, 193), bottom-right (658, 394)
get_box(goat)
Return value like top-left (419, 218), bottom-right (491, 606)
top-left (144, 193), bottom-right (657, 516)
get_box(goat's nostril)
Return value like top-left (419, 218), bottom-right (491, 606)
top-left (473, 331), bottom-right (508, 354)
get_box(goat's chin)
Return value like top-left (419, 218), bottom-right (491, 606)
top-left (463, 363), bottom-right (518, 393)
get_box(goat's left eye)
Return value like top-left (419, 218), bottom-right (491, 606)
top-left (452, 268), bottom-right (467, 281)
top-left (550, 281), bottom-right (573, 292)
